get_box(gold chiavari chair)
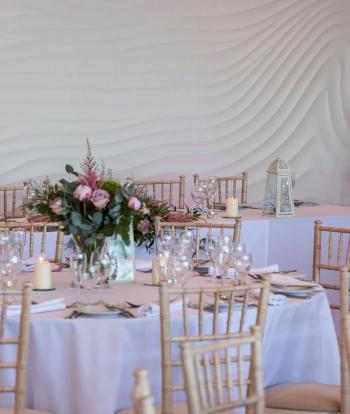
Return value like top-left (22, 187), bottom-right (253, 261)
top-left (132, 369), bottom-right (155, 414)
top-left (155, 218), bottom-right (242, 264)
top-left (159, 280), bottom-right (270, 414)
top-left (0, 282), bottom-right (53, 414)
top-left (181, 326), bottom-right (265, 414)
top-left (133, 176), bottom-right (185, 209)
top-left (0, 185), bottom-right (29, 220)
top-left (312, 220), bottom-right (350, 310)
top-left (193, 172), bottom-right (248, 205)
top-left (264, 266), bottom-right (350, 413)
top-left (0, 222), bottom-right (64, 264)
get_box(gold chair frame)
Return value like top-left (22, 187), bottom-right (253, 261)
top-left (134, 176), bottom-right (185, 209)
top-left (181, 326), bottom-right (265, 414)
top-left (193, 173), bottom-right (248, 205)
top-left (159, 279), bottom-right (270, 414)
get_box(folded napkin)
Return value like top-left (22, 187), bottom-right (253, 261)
top-left (270, 273), bottom-right (316, 288)
top-left (135, 259), bottom-right (152, 272)
top-left (138, 300), bottom-right (183, 318)
top-left (8, 298), bottom-right (66, 317)
top-left (208, 264), bottom-right (279, 277)
top-left (250, 264), bottom-right (279, 274)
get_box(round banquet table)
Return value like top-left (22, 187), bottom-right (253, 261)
top-left (0, 270), bottom-right (340, 414)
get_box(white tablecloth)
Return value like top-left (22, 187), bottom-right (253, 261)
top-left (0, 270), bottom-right (340, 414)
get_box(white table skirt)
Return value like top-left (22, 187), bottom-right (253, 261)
top-left (0, 270), bottom-right (340, 414)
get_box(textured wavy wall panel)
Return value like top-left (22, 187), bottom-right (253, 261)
top-left (0, 0), bottom-right (349, 203)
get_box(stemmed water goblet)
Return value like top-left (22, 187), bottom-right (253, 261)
top-left (233, 252), bottom-right (252, 285)
top-left (171, 255), bottom-right (192, 287)
top-left (204, 234), bottom-right (219, 281)
top-left (11, 230), bottom-right (26, 263)
top-left (206, 177), bottom-right (218, 219)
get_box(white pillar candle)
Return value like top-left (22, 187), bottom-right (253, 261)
top-left (226, 197), bottom-right (238, 218)
top-left (34, 257), bottom-right (52, 290)
top-left (152, 257), bottom-right (160, 285)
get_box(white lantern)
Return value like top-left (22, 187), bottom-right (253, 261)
top-left (263, 158), bottom-right (295, 217)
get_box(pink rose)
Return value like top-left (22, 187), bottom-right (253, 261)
top-left (49, 197), bottom-right (62, 214)
top-left (165, 211), bottom-right (189, 222)
top-left (128, 196), bottom-right (141, 210)
top-left (137, 219), bottom-right (150, 235)
top-left (73, 185), bottom-right (92, 201)
top-left (91, 189), bottom-right (110, 209)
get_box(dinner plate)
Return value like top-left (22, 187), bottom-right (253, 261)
top-left (77, 304), bottom-right (122, 317)
top-left (271, 286), bottom-right (313, 298)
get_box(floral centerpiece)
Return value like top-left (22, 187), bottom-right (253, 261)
top-left (28, 142), bottom-right (141, 262)
top-left (133, 195), bottom-right (201, 252)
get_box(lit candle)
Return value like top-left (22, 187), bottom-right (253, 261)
top-left (152, 257), bottom-right (160, 285)
top-left (226, 197), bottom-right (238, 218)
top-left (34, 257), bottom-right (52, 290)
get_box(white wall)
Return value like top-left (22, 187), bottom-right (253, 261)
top-left (0, 0), bottom-right (349, 203)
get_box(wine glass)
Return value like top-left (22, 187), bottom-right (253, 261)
top-left (11, 230), bottom-right (26, 262)
top-left (196, 180), bottom-right (209, 213)
top-left (215, 250), bottom-right (230, 285)
top-left (206, 177), bottom-right (218, 219)
top-left (174, 229), bottom-right (194, 258)
top-left (204, 234), bottom-right (219, 280)
top-left (1, 246), bottom-right (22, 288)
top-left (171, 255), bottom-right (192, 287)
top-left (233, 252), bottom-right (252, 285)
top-left (160, 229), bottom-right (175, 252)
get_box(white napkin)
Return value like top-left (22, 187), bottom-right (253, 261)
top-left (135, 259), bottom-right (152, 272)
top-left (8, 298), bottom-right (66, 317)
top-left (22, 255), bottom-right (41, 272)
top-left (208, 264), bottom-right (279, 277)
top-left (138, 300), bottom-right (183, 318)
top-left (250, 264), bottom-right (279, 274)
top-left (270, 274), bottom-right (316, 287)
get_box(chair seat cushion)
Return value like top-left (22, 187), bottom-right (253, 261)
top-left (0, 409), bottom-right (53, 414)
top-left (265, 383), bottom-right (340, 412)
top-left (116, 402), bottom-right (188, 414)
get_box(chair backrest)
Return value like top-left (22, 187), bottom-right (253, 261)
top-left (159, 278), bottom-right (270, 414)
top-left (181, 325), bottom-right (265, 414)
top-left (339, 267), bottom-right (350, 413)
top-left (313, 220), bottom-right (350, 309)
top-left (133, 369), bottom-right (156, 414)
top-left (193, 173), bottom-right (248, 205)
top-left (133, 176), bottom-right (185, 209)
top-left (155, 218), bottom-right (242, 263)
top-left (0, 222), bottom-right (64, 264)
top-left (0, 185), bottom-right (29, 219)
top-left (0, 282), bottom-right (32, 414)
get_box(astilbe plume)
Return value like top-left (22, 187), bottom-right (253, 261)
top-left (80, 139), bottom-right (98, 175)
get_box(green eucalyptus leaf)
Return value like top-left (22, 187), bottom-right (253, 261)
top-left (92, 211), bottom-right (103, 225)
top-left (71, 212), bottom-right (82, 226)
top-left (109, 205), bottom-right (121, 218)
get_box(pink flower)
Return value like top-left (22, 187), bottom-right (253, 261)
top-left (137, 219), bottom-right (150, 235)
top-left (165, 211), bottom-right (189, 222)
top-left (73, 185), bottom-right (92, 201)
top-left (128, 196), bottom-right (141, 210)
top-left (76, 171), bottom-right (99, 190)
top-left (91, 189), bottom-right (110, 209)
top-left (49, 197), bottom-right (62, 214)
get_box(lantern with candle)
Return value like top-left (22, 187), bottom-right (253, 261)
top-left (263, 158), bottom-right (295, 217)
